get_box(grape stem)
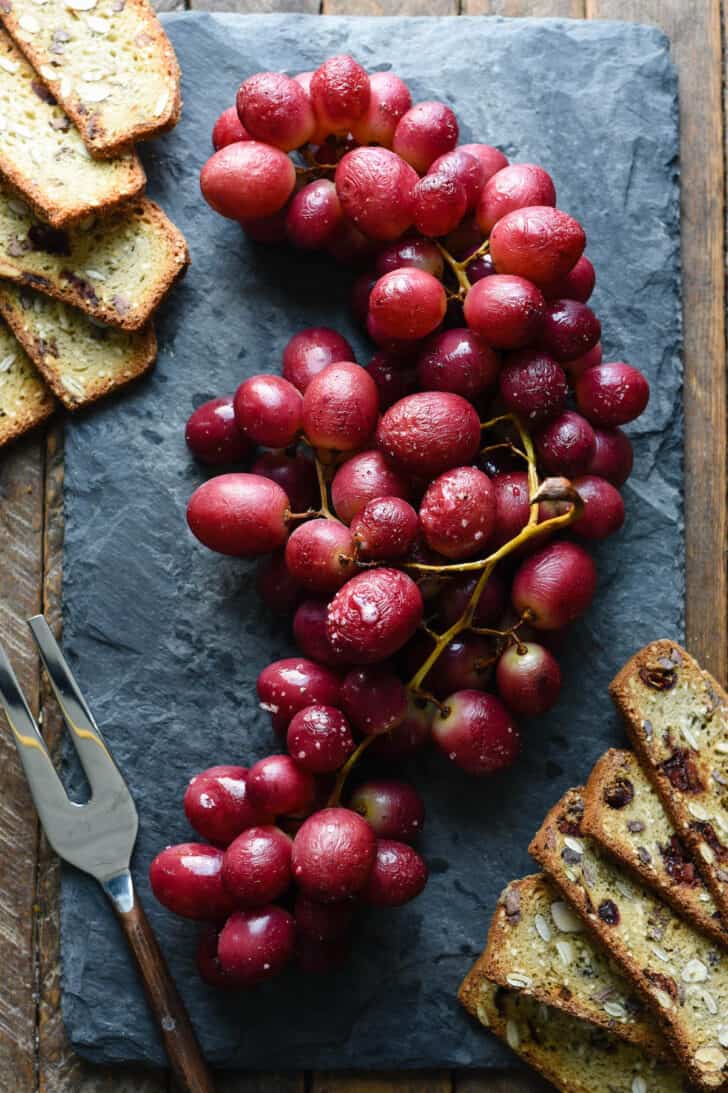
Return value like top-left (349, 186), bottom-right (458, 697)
top-left (435, 242), bottom-right (472, 297)
top-left (327, 735), bottom-right (375, 807)
top-left (314, 456), bottom-right (336, 520)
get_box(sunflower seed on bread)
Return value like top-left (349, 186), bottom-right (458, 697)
top-left (0, 0), bottom-right (181, 159)
top-left (459, 977), bottom-right (688, 1093)
top-left (0, 282), bottom-right (156, 409)
top-left (0, 186), bottom-right (189, 331)
top-left (0, 316), bottom-right (54, 445)
top-left (0, 27), bottom-right (144, 226)
top-left (583, 749), bottom-right (728, 947)
top-left (530, 786), bottom-right (728, 1090)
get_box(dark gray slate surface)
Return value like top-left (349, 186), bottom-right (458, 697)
top-left (60, 13), bottom-right (683, 1070)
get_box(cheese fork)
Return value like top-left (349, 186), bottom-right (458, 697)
top-left (0, 614), bottom-right (214, 1093)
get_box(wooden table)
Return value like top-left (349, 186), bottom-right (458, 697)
top-left (0, 1), bottom-right (724, 1091)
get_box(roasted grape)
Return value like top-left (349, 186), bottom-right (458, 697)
top-left (335, 147), bottom-right (418, 241)
top-left (327, 568), bottom-right (423, 663)
top-left (376, 391), bottom-right (481, 477)
top-left (496, 642), bottom-right (562, 716)
top-left (419, 466), bottom-right (496, 559)
top-left (282, 327), bottom-right (355, 393)
top-left (285, 518), bottom-right (356, 594)
top-left (433, 691), bottom-right (520, 776)
top-left (286, 705), bottom-right (356, 773)
top-left (236, 72), bottom-right (315, 151)
top-left (292, 807), bottom-right (376, 901)
top-left (477, 163), bottom-right (556, 234)
top-left (185, 396), bottom-right (251, 465)
top-left (369, 268), bottom-right (446, 341)
top-left (234, 374), bottom-right (302, 449)
top-left (463, 274), bottom-right (545, 349)
top-left (301, 362), bottom-right (379, 451)
top-left (393, 101), bottom-right (459, 173)
top-left (187, 473), bottom-right (290, 557)
top-left (350, 496), bottom-right (419, 560)
top-left (417, 328), bottom-right (499, 400)
top-left (512, 540), bottom-right (597, 630)
top-left (200, 141), bottom-right (295, 221)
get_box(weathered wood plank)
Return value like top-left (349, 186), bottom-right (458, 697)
top-left (453, 1071), bottom-right (553, 1092)
top-left (217, 1074), bottom-right (305, 1092)
top-left (312, 1076), bottom-right (451, 1093)
top-left (0, 436), bottom-right (45, 1093)
top-left (586, 1), bottom-right (727, 683)
top-left (323, 1), bottom-right (457, 14)
top-left (464, 0), bottom-right (583, 15)
top-left (188, 0), bottom-right (318, 13)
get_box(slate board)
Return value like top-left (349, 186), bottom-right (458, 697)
top-left (59, 12), bottom-right (683, 1071)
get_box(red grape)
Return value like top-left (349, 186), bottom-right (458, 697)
top-left (293, 71), bottom-right (327, 143)
top-left (376, 238), bottom-right (445, 279)
top-left (294, 892), bottom-right (355, 941)
top-left (196, 927), bottom-right (234, 988)
top-left (467, 251), bottom-right (496, 283)
top-left (236, 72), bottom-right (315, 151)
top-left (376, 391), bottom-right (481, 477)
top-left (217, 906), bottom-right (296, 985)
top-left (539, 298), bottom-right (601, 362)
top-left (370, 694), bottom-right (433, 760)
top-left (366, 351), bottom-right (418, 410)
top-left (495, 642), bottom-right (562, 716)
top-left (292, 807), bottom-right (376, 901)
top-left (420, 466), bottom-right (496, 559)
top-left (339, 665), bottom-right (407, 735)
top-left (349, 779), bottom-right (424, 842)
top-left (292, 599), bottom-right (348, 667)
top-left (247, 755), bottom-right (315, 818)
top-left (436, 571), bottom-right (508, 628)
top-left (489, 206), bottom-right (586, 286)
top-left (571, 475), bottom-right (625, 539)
top-left (350, 496), bottom-right (419, 560)
top-left (542, 255), bottom-right (596, 303)
top-left (369, 268), bottom-right (446, 341)
top-left (463, 274), bottom-right (545, 349)
top-left (327, 568), bottom-right (423, 663)
top-left (459, 143), bottom-right (509, 182)
top-left (185, 396), bottom-right (252, 465)
top-left (282, 327), bottom-right (355, 393)
top-left (335, 147), bottom-right (418, 241)
top-left (331, 450), bottom-right (411, 524)
top-left (491, 471), bottom-right (531, 548)
top-left (432, 690), bottom-right (520, 775)
top-left (302, 362), bottom-right (379, 451)
top-left (429, 148), bottom-right (485, 211)
top-left (212, 106), bottom-right (251, 150)
top-left (585, 427), bottom-right (634, 487)
top-left (477, 163), bottom-right (556, 233)
top-left (256, 551), bottom-right (302, 615)
top-left (444, 215), bottom-right (485, 260)
top-left (535, 411), bottom-right (596, 476)
top-left (565, 341), bottom-right (602, 379)
top-left (149, 844), bottom-right (236, 921)
top-left (413, 173), bottom-right (468, 236)
top-left (200, 141), bottom-right (295, 220)
top-left (184, 766), bottom-right (270, 847)
top-left (222, 826), bottom-right (293, 906)
top-left (285, 518), bottom-right (356, 594)
top-left (286, 705), bottom-right (355, 773)
top-left (234, 374), bottom-right (302, 448)
top-left (512, 540), bottom-right (597, 629)
top-left (575, 362), bottom-right (650, 427)
top-left (287, 180), bottom-right (343, 250)
top-left (350, 71), bottom-right (412, 147)
top-left (257, 657), bottom-right (341, 733)
top-left (417, 328), bottom-right (499, 399)
top-left (187, 473), bottom-right (290, 557)
top-left (251, 451), bottom-right (317, 514)
top-left (327, 219), bottom-right (379, 266)
top-left (499, 350), bottom-right (567, 422)
top-left (363, 840), bottom-right (428, 906)
top-left (310, 55), bottom-right (370, 134)
top-left (427, 633), bottom-right (495, 696)
top-left (393, 101), bottom-right (459, 173)
top-left (351, 270), bottom-right (378, 325)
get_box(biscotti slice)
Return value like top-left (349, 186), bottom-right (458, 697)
top-left (470, 872), bottom-right (666, 1056)
top-left (0, 0), bottom-right (181, 159)
top-left (530, 787), bottom-right (728, 1090)
top-left (0, 283), bottom-right (156, 409)
top-left (0, 28), bottom-right (145, 227)
top-left (459, 978), bottom-right (689, 1093)
top-left (583, 750), bottom-right (728, 947)
top-left (0, 316), bottom-right (54, 444)
top-left (610, 641), bottom-right (728, 926)
top-left (0, 188), bottom-right (189, 330)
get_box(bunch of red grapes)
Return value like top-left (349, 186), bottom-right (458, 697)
top-left (149, 53), bottom-right (650, 990)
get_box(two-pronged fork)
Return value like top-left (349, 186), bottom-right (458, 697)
top-left (0, 615), bottom-right (214, 1093)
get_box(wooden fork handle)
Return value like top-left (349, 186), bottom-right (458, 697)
top-left (111, 895), bottom-right (215, 1093)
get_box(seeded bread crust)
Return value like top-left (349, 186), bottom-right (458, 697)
top-left (471, 872), bottom-right (666, 1056)
top-left (0, 188), bottom-right (189, 330)
top-left (0, 28), bottom-right (145, 227)
top-left (0, 282), bottom-right (156, 409)
top-left (583, 750), bottom-right (728, 947)
top-left (459, 978), bottom-right (690, 1093)
top-left (0, 0), bottom-right (181, 159)
top-left (0, 316), bottom-right (54, 444)
top-left (610, 642), bottom-right (728, 929)
top-left (530, 787), bottom-right (728, 1090)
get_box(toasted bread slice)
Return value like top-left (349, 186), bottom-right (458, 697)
top-left (0, 282), bottom-right (156, 409)
top-left (530, 787), bottom-right (728, 1090)
top-left (0, 187), bottom-right (189, 330)
top-left (0, 0), bottom-right (181, 159)
top-left (583, 749), bottom-right (728, 947)
top-left (0, 28), bottom-right (145, 227)
top-left (0, 316), bottom-right (54, 444)
top-left (610, 641), bottom-right (728, 930)
top-left (473, 872), bottom-right (666, 1057)
top-left (459, 978), bottom-right (688, 1093)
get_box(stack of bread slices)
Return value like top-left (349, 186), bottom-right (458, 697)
top-left (0, 0), bottom-right (189, 447)
top-left (461, 640), bottom-right (728, 1092)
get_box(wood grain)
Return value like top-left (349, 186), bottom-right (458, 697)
top-left (463, 0), bottom-right (583, 14)
top-left (585, 0), bottom-right (727, 684)
top-left (311, 1076), bottom-right (451, 1093)
top-left (453, 1072), bottom-right (553, 1092)
top-left (323, 1), bottom-right (457, 14)
top-left (188, 0), bottom-right (318, 12)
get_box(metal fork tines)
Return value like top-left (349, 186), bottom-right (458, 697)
top-left (0, 614), bottom-right (138, 890)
